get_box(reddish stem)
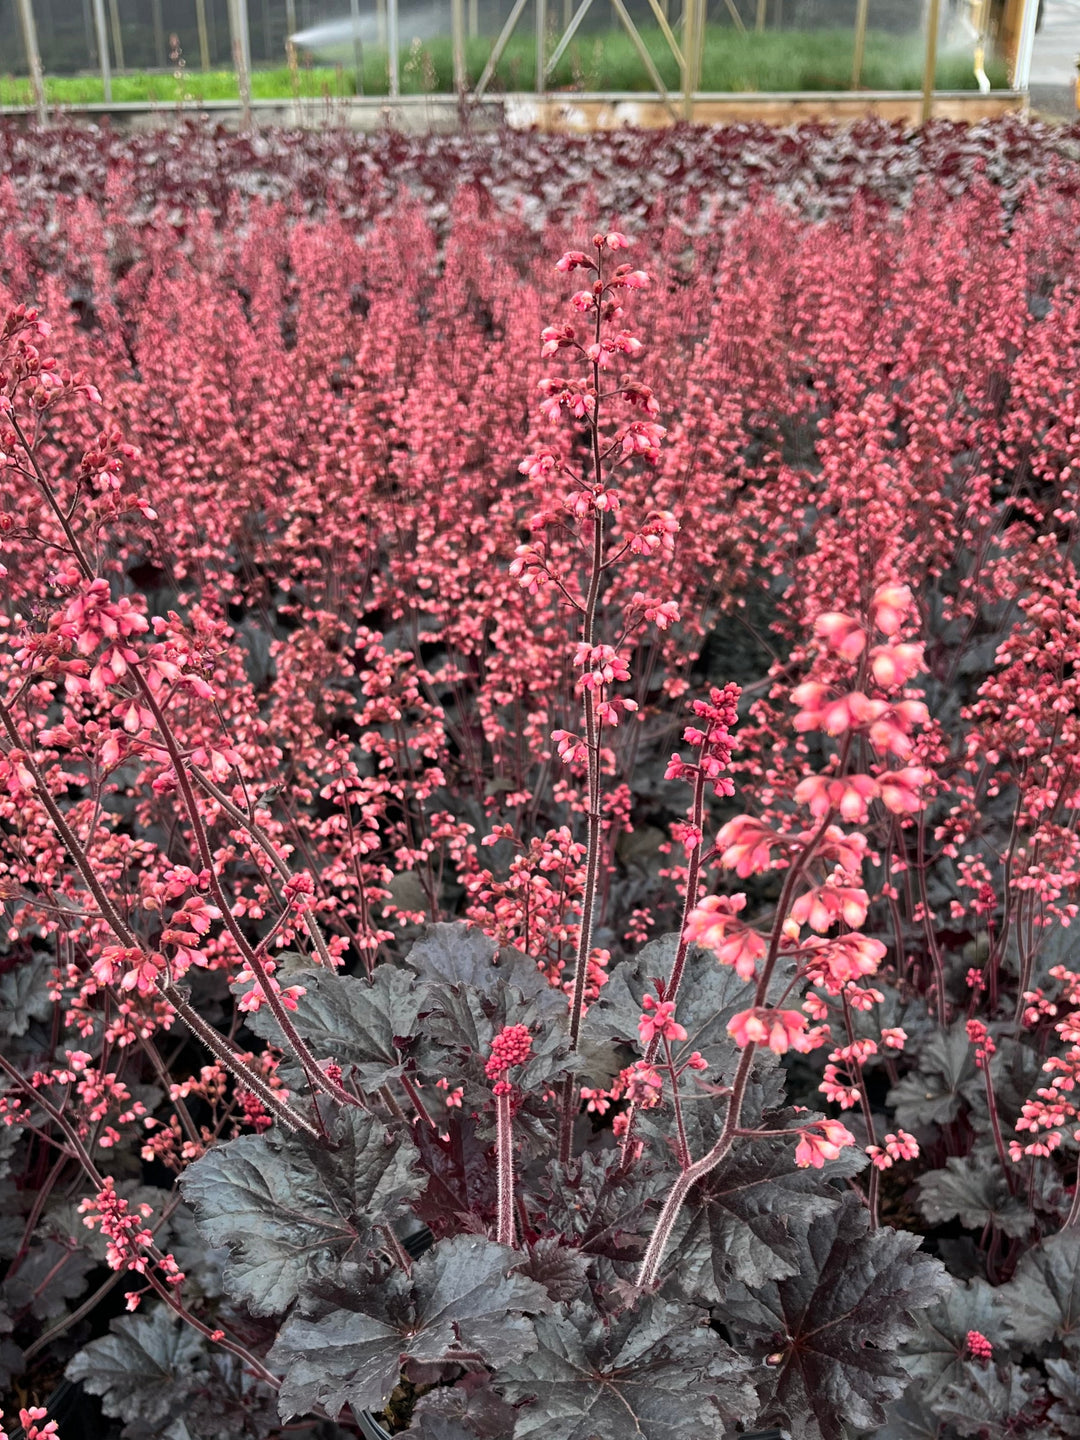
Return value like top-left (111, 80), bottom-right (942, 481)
top-left (495, 1088), bottom-right (516, 1246)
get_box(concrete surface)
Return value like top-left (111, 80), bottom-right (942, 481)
top-left (1030, 0), bottom-right (1080, 116)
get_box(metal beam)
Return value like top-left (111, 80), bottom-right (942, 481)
top-left (536, 0), bottom-right (547, 97)
top-left (15, 0), bottom-right (46, 123)
top-left (610, 0), bottom-right (677, 117)
top-left (107, 0), bottom-right (124, 70)
top-left (350, 0), bottom-right (364, 92)
top-left (229, 0), bottom-right (252, 120)
top-left (196, 0), bottom-right (211, 68)
top-left (920, 0), bottom-right (941, 121)
top-left (851, 0), bottom-right (868, 89)
top-left (152, 0), bottom-right (166, 67)
top-left (92, 0), bottom-right (111, 101)
top-left (720, 0), bottom-right (745, 35)
top-left (646, 0), bottom-right (684, 67)
top-left (682, 0), bottom-right (698, 118)
top-left (544, 0), bottom-right (596, 80)
top-left (474, 0), bottom-right (531, 100)
top-left (1012, 0), bottom-right (1040, 90)
top-left (452, 0), bottom-right (467, 90)
top-left (388, 0), bottom-right (400, 97)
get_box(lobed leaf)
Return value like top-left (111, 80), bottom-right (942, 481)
top-left (270, 1234), bottom-right (550, 1420)
top-left (66, 1305), bottom-right (206, 1428)
top-left (498, 1296), bottom-right (758, 1440)
top-left (179, 1108), bottom-right (421, 1316)
top-left (723, 1192), bottom-right (950, 1440)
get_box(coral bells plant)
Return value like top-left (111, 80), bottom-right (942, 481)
top-left (5, 162), bottom-right (1080, 1440)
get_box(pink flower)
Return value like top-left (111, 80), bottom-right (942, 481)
top-left (623, 1061), bottom-right (663, 1107)
top-left (685, 894), bottom-right (765, 980)
top-left (870, 583), bottom-right (913, 635)
top-left (580, 1086), bottom-right (611, 1115)
top-left (869, 642), bottom-right (924, 689)
top-left (728, 1006), bottom-right (809, 1054)
top-left (638, 996), bottom-right (688, 1046)
top-left (540, 323), bottom-right (575, 357)
top-left (789, 870), bottom-right (869, 933)
top-left (813, 611), bottom-right (867, 660)
top-left (574, 643), bottom-right (631, 691)
top-left (819, 1062), bottom-right (861, 1108)
top-left (716, 816), bottom-right (782, 877)
top-left (620, 420), bottom-right (666, 461)
top-left (794, 773), bottom-right (879, 823)
top-left (801, 933), bottom-right (887, 991)
top-left (794, 1119), bottom-right (856, 1169)
top-left (878, 766), bottom-right (932, 814)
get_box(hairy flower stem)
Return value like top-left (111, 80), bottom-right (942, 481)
top-left (190, 765), bottom-right (335, 970)
top-left (619, 769), bottom-right (709, 1162)
top-left (636, 1046), bottom-right (755, 1290)
top-left (637, 813), bottom-right (835, 1287)
top-left (841, 995), bottom-right (880, 1229)
top-left (982, 1057), bottom-right (1017, 1195)
top-left (663, 1037), bottom-right (691, 1169)
top-left (134, 678), bottom-right (364, 1116)
top-left (1064, 1157), bottom-right (1080, 1231)
top-left (495, 1088), bottom-right (516, 1246)
top-left (0, 696), bottom-right (318, 1137)
top-left (399, 1073), bottom-right (437, 1129)
top-left (558, 258), bottom-right (610, 1164)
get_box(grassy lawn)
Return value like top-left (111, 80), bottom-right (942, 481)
top-left (0, 28), bottom-right (1009, 106)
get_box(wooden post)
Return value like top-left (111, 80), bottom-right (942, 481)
top-left (196, 0), bottom-right (211, 68)
top-left (851, 0), bottom-right (868, 89)
top-left (107, 0), bottom-right (124, 70)
top-left (452, 0), bottom-right (467, 90)
top-left (15, 0), bottom-right (46, 122)
top-left (921, 0), bottom-right (941, 121)
top-left (92, 0), bottom-right (111, 100)
top-left (755, 0), bottom-right (765, 31)
top-left (536, 0), bottom-right (547, 96)
top-left (350, 0), bottom-right (364, 91)
top-left (388, 0), bottom-right (400, 96)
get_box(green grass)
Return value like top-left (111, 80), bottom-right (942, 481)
top-left (0, 28), bottom-right (1009, 107)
